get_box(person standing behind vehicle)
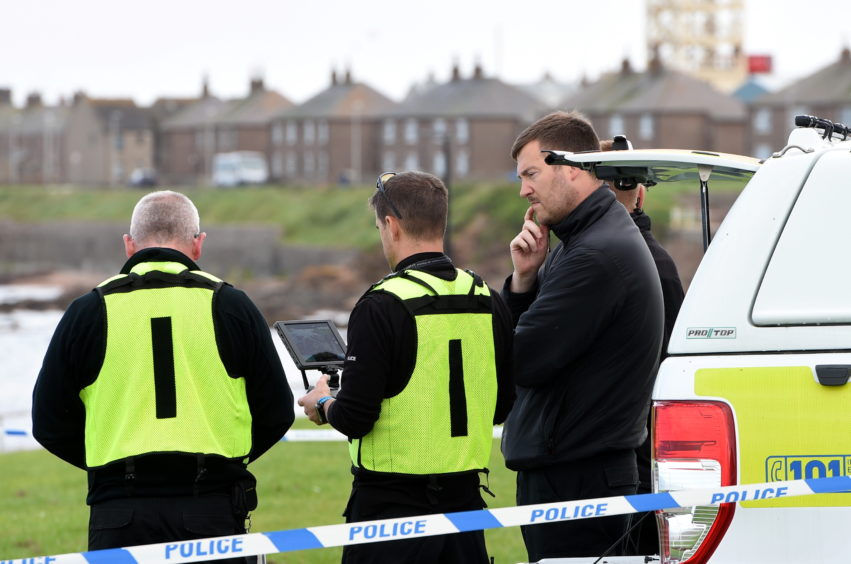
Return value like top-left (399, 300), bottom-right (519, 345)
top-left (32, 190), bottom-right (294, 562)
top-left (600, 137), bottom-right (685, 555)
top-left (298, 171), bottom-right (514, 564)
top-left (502, 112), bottom-right (663, 560)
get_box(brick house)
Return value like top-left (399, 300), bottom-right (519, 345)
top-left (159, 91), bottom-right (233, 186)
top-left (149, 96), bottom-right (199, 181)
top-left (64, 94), bottom-right (154, 186)
top-left (159, 78), bottom-right (291, 185)
top-left (381, 64), bottom-right (544, 182)
top-left (748, 47), bottom-right (851, 159)
top-left (269, 70), bottom-right (397, 185)
top-left (562, 58), bottom-right (747, 155)
top-left (0, 92), bottom-right (70, 184)
top-left (214, 78), bottom-right (293, 167)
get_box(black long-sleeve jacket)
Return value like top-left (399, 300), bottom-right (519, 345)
top-left (31, 247), bottom-right (294, 504)
top-left (501, 186), bottom-right (663, 471)
top-left (632, 209), bottom-right (684, 360)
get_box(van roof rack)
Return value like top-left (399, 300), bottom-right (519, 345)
top-left (795, 114), bottom-right (850, 141)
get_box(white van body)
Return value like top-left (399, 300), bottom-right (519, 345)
top-left (538, 121), bottom-right (851, 564)
top-left (211, 151), bottom-right (268, 187)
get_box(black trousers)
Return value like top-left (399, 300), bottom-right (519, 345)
top-left (88, 494), bottom-right (254, 564)
top-left (517, 449), bottom-right (638, 561)
top-left (341, 490), bottom-right (490, 564)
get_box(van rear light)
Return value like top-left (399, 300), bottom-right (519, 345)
top-left (653, 401), bottom-right (736, 564)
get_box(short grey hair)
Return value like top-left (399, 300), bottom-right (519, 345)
top-left (129, 190), bottom-right (200, 246)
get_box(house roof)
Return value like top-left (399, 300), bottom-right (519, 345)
top-left (755, 48), bottom-right (851, 106)
top-left (517, 72), bottom-right (576, 109)
top-left (562, 59), bottom-right (746, 121)
top-left (279, 76), bottom-right (396, 119)
top-left (10, 105), bottom-right (71, 134)
top-left (160, 96), bottom-right (235, 130)
top-left (732, 77), bottom-right (770, 104)
top-left (217, 88), bottom-right (293, 125)
top-left (150, 97), bottom-right (198, 122)
top-left (87, 98), bottom-right (153, 130)
top-left (389, 66), bottom-right (543, 121)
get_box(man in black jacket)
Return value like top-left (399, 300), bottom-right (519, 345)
top-left (298, 171), bottom-right (514, 563)
top-left (502, 112), bottom-right (663, 560)
top-left (32, 190), bottom-right (294, 561)
top-left (600, 138), bottom-right (685, 555)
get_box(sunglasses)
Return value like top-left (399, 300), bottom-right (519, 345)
top-left (376, 171), bottom-right (403, 219)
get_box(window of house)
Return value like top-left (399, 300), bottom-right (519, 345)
top-left (318, 120), bottom-right (329, 145)
top-left (433, 151), bottom-right (447, 177)
top-left (382, 150), bottom-right (395, 171)
top-left (404, 151), bottom-right (418, 170)
top-left (456, 118), bottom-right (469, 144)
top-left (639, 113), bottom-right (654, 140)
top-left (753, 108), bottom-right (772, 134)
top-left (286, 121), bottom-right (297, 145)
top-left (383, 119), bottom-right (396, 145)
top-left (433, 118), bottom-right (447, 143)
top-left (456, 149), bottom-right (469, 176)
top-left (304, 120), bottom-right (316, 145)
top-left (404, 119), bottom-right (418, 145)
top-left (609, 114), bottom-right (625, 137)
top-left (285, 152), bottom-right (297, 176)
top-left (272, 123), bottom-right (284, 146)
top-left (217, 130), bottom-right (233, 151)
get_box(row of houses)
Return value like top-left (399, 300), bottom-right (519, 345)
top-left (2, 48), bottom-right (850, 187)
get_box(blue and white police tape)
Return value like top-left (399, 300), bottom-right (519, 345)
top-left (8, 475), bottom-right (850, 564)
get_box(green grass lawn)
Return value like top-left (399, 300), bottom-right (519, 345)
top-left (0, 177), bottom-right (745, 258)
top-left (0, 429), bottom-right (527, 564)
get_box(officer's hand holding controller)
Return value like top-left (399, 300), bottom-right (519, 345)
top-left (297, 374), bottom-right (335, 426)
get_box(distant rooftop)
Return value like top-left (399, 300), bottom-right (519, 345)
top-left (563, 58), bottom-right (746, 121)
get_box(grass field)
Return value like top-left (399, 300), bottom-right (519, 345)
top-left (0, 176), bottom-right (747, 256)
top-left (0, 423), bottom-right (528, 564)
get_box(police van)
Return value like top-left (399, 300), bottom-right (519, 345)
top-left (543, 116), bottom-right (851, 564)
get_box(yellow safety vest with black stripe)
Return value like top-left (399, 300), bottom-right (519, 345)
top-left (80, 261), bottom-right (252, 469)
top-left (349, 268), bottom-right (498, 475)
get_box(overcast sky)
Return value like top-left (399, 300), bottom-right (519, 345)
top-left (3, 0), bottom-right (850, 106)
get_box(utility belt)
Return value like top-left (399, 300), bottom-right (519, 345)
top-left (87, 452), bottom-right (256, 512)
top-left (351, 465), bottom-right (494, 505)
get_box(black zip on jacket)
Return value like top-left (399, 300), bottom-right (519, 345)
top-left (501, 186), bottom-right (663, 471)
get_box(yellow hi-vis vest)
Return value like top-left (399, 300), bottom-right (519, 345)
top-left (349, 268), bottom-right (498, 475)
top-left (80, 261), bottom-right (252, 468)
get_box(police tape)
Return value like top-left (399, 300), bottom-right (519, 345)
top-left (9, 475), bottom-right (850, 564)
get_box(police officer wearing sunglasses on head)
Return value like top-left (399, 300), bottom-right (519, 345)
top-left (299, 170), bottom-right (515, 564)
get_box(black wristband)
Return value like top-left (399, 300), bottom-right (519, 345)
top-left (316, 396), bottom-right (333, 424)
